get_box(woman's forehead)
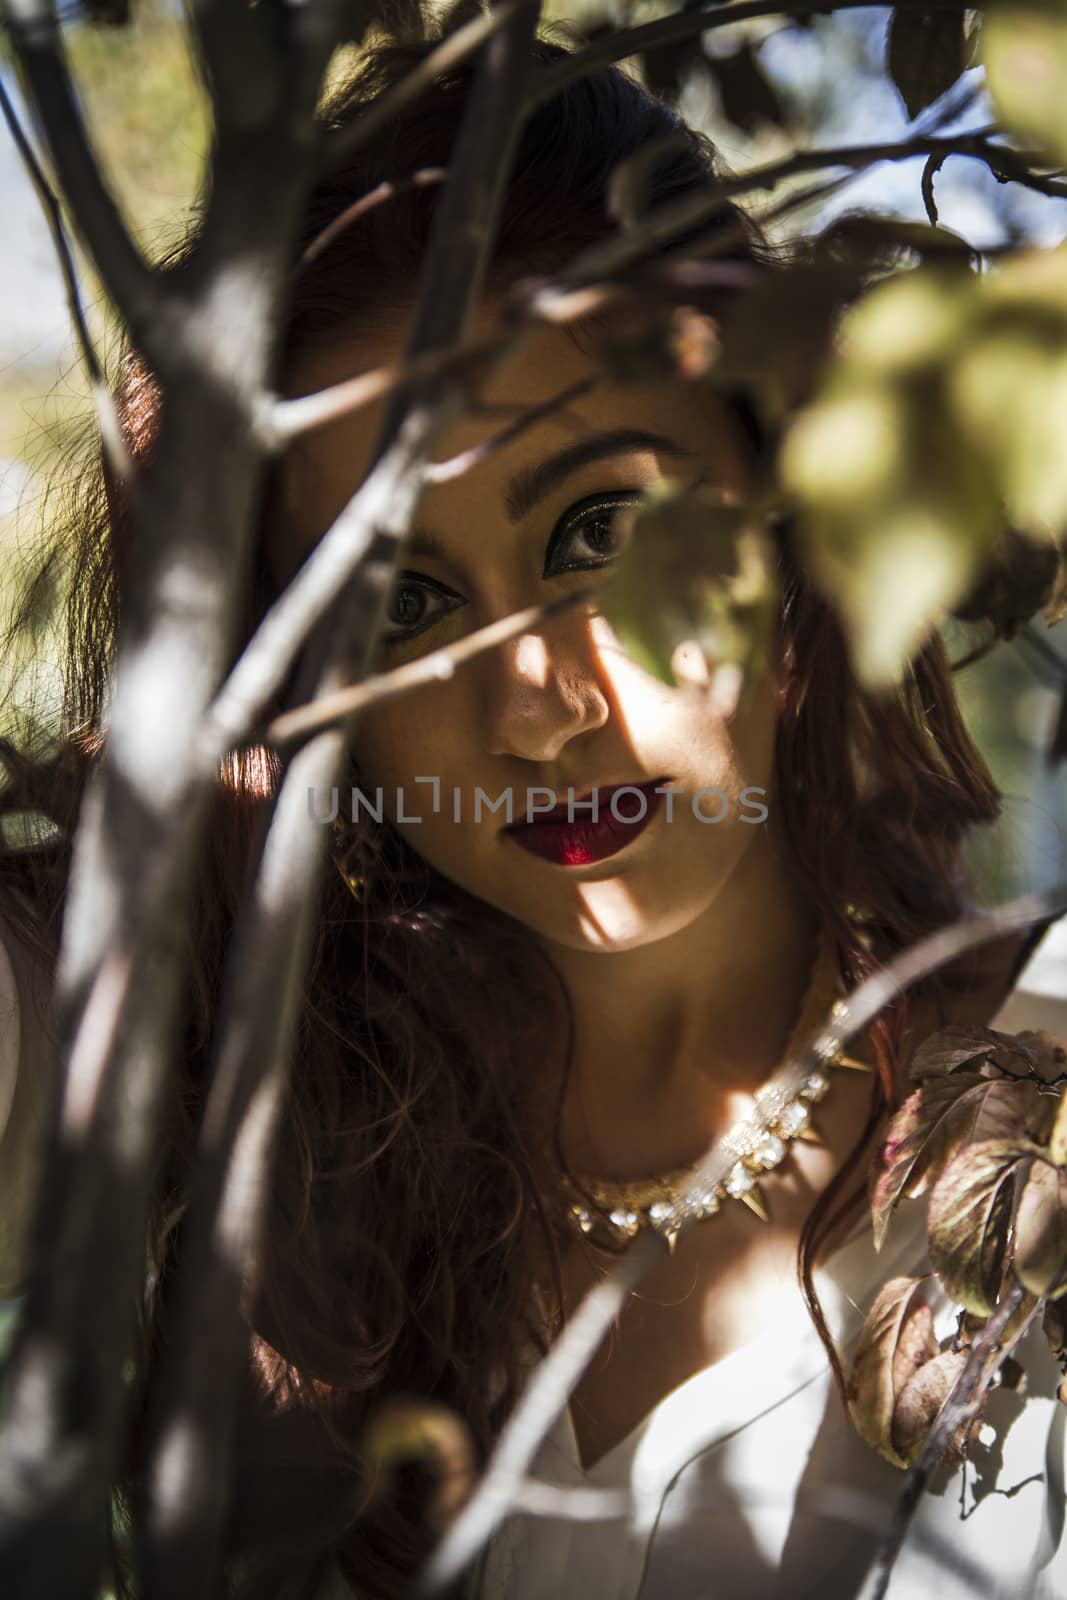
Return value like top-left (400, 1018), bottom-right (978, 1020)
top-left (277, 305), bottom-right (741, 574)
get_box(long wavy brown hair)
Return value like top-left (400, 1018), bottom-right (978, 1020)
top-left (0, 22), bottom-right (1004, 1600)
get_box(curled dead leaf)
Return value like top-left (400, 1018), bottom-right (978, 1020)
top-left (927, 1138), bottom-right (1035, 1316)
top-left (890, 1348), bottom-right (975, 1467)
top-left (846, 1275), bottom-right (935, 1469)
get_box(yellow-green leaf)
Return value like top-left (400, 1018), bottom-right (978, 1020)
top-left (598, 482), bottom-right (777, 688)
top-left (984, 0), bottom-right (1067, 167)
top-left (1051, 1089), bottom-right (1067, 1167)
top-left (836, 266), bottom-right (971, 378)
top-left (1014, 1157), bottom-right (1067, 1298)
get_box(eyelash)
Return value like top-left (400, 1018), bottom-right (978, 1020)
top-left (378, 489), bottom-right (644, 649)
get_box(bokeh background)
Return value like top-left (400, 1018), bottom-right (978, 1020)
top-left (1, 0), bottom-right (1065, 903)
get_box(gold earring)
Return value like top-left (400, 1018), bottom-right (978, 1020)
top-left (332, 814), bottom-right (383, 903)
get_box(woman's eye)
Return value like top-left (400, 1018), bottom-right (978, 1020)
top-left (379, 576), bottom-right (464, 649)
top-left (546, 490), bottom-right (643, 575)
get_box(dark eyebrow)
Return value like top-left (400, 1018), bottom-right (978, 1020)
top-left (504, 428), bottom-right (696, 524)
top-left (403, 427), bottom-right (696, 561)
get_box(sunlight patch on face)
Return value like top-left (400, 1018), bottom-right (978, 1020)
top-left (512, 632), bottom-right (550, 687)
top-left (571, 876), bottom-right (646, 948)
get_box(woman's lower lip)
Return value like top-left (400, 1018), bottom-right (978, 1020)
top-left (502, 780), bottom-right (667, 867)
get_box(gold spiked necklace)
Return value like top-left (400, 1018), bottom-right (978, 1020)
top-left (559, 924), bottom-right (875, 1251)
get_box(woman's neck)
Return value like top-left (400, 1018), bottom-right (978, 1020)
top-left (538, 823), bottom-right (827, 1180)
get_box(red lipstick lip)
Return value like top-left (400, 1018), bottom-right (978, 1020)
top-left (501, 777), bottom-right (672, 868)
top-left (503, 776), bottom-right (674, 832)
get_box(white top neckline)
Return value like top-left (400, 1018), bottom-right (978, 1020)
top-left (555, 1189), bottom-right (930, 1501)
top-left (552, 920), bottom-right (1067, 1490)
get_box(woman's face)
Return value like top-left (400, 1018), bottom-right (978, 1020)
top-left (277, 299), bottom-right (786, 958)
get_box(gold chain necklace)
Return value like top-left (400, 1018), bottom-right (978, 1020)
top-left (559, 924), bottom-right (875, 1251)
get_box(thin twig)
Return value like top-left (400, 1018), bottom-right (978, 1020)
top-left (262, 580), bottom-right (601, 752)
top-left (863, 1279), bottom-right (1038, 1600)
top-left (424, 375), bottom-right (598, 484)
top-left (525, 129), bottom-right (1067, 312)
top-left (921, 151), bottom-right (946, 226)
top-left (0, 0), bottom-right (158, 349)
top-left (416, 1227), bottom-right (667, 1595)
top-left (300, 166), bottom-right (447, 265)
top-left (526, 0), bottom-right (1005, 111)
top-left (285, 116), bottom-right (1065, 448)
top-left (0, 73), bottom-right (131, 483)
top-left (416, 886), bottom-right (1067, 1593)
top-left (324, 0), bottom-right (535, 170)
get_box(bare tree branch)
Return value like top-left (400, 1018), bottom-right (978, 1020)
top-left (0, 0), bottom-right (160, 350)
top-left (302, 165), bottom-right (447, 264)
top-left (863, 1279), bottom-right (1039, 1600)
top-left (324, 0), bottom-right (538, 170)
top-left (0, 72), bottom-right (131, 484)
top-left (133, 7), bottom-right (548, 1596)
top-left (526, 0), bottom-right (990, 112)
top-left (525, 129), bottom-right (1067, 311)
top-left (0, 3), bottom-right (367, 1592)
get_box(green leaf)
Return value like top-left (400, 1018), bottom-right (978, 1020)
top-left (712, 43), bottom-right (788, 136)
top-left (927, 1138), bottom-right (1035, 1315)
top-left (950, 315), bottom-right (1067, 543)
top-left (984, 0), bottom-right (1067, 167)
top-left (715, 258), bottom-right (869, 421)
top-left (846, 1275), bottom-right (932, 1469)
top-left (598, 482), bottom-right (778, 689)
top-left (361, 1400), bottom-right (475, 1528)
top-left (836, 264), bottom-right (972, 377)
top-left (1013, 1157), bottom-right (1067, 1298)
top-left (639, 37), bottom-right (712, 102)
top-left (887, 9), bottom-right (971, 120)
top-left (951, 525), bottom-right (1064, 638)
top-left (804, 491), bottom-right (994, 688)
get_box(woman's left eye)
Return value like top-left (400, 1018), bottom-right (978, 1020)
top-left (545, 491), bottom-right (643, 576)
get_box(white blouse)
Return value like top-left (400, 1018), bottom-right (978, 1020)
top-left (467, 921), bottom-right (1067, 1600)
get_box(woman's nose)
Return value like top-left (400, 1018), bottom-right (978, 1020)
top-left (483, 623), bottom-right (611, 764)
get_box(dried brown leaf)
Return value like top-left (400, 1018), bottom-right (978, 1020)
top-left (927, 1138), bottom-right (1034, 1315)
top-left (871, 1073), bottom-right (1045, 1249)
top-left (846, 1276), bottom-right (931, 1469)
top-left (889, 1348), bottom-right (971, 1465)
top-left (908, 1024), bottom-right (1041, 1082)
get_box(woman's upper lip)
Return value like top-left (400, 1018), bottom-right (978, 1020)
top-left (503, 776), bottom-right (672, 829)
